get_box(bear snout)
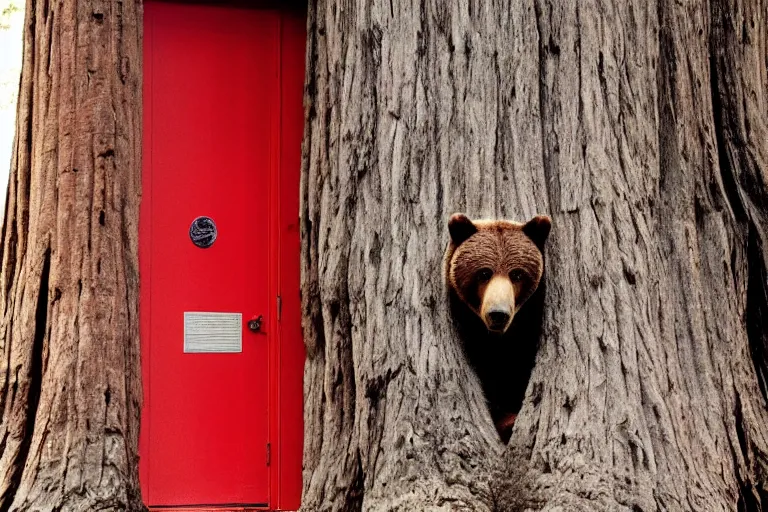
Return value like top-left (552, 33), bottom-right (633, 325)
top-left (486, 308), bottom-right (512, 332)
top-left (480, 277), bottom-right (516, 333)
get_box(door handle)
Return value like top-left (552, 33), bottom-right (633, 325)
top-left (248, 315), bottom-right (264, 333)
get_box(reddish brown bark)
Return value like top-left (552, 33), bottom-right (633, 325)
top-left (0, 0), bottom-right (144, 510)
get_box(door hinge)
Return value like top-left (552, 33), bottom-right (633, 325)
top-left (277, 295), bottom-right (282, 322)
top-left (266, 443), bottom-right (272, 466)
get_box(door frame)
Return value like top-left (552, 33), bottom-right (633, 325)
top-left (139, 2), bottom-right (306, 510)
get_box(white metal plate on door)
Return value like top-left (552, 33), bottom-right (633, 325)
top-left (183, 312), bottom-right (242, 353)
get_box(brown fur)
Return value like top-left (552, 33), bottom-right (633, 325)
top-left (445, 213), bottom-right (551, 443)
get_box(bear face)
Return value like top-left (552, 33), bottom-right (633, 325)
top-left (445, 213), bottom-right (551, 443)
top-left (446, 213), bottom-right (551, 333)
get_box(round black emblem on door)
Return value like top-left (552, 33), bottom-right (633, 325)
top-left (189, 216), bottom-right (217, 249)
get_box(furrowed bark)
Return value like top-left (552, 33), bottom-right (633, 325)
top-left (497, 0), bottom-right (768, 509)
top-left (300, 1), bottom-right (547, 509)
top-left (302, 0), bottom-right (768, 511)
top-left (0, 0), bottom-right (144, 510)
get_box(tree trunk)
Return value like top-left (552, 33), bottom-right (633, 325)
top-left (300, 0), bottom-right (768, 510)
top-left (0, 0), bottom-right (144, 510)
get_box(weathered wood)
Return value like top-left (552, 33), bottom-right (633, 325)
top-left (496, 0), bottom-right (768, 509)
top-left (301, 0), bottom-right (768, 511)
top-left (0, 0), bottom-right (144, 510)
top-left (301, 1), bottom-right (544, 510)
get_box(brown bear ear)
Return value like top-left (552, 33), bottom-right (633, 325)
top-left (448, 213), bottom-right (478, 246)
top-left (522, 215), bottom-right (552, 250)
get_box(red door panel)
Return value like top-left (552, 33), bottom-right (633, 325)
top-left (274, 11), bottom-right (306, 511)
top-left (141, 2), bottom-right (277, 507)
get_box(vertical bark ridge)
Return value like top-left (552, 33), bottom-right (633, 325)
top-left (0, 0), bottom-right (43, 506)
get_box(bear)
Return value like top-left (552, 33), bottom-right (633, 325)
top-left (445, 212), bottom-right (551, 444)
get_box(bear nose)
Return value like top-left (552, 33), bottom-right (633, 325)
top-left (487, 309), bottom-right (511, 330)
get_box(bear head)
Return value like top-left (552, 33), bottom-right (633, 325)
top-left (445, 213), bottom-right (551, 333)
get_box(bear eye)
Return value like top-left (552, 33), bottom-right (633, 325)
top-left (476, 268), bottom-right (493, 283)
top-left (509, 269), bottom-right (525, 282)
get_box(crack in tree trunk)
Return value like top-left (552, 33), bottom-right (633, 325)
top-left (0, 249), bottom-right (47, 512)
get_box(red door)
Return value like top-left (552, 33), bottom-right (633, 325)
top-left (140, 2), bottom-right (279, 507)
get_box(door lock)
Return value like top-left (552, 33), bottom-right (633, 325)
top-left (248, 315), bottom-right (264, 333)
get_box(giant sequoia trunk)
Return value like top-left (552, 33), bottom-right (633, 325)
top-left (0, 0), bottom-right (143, 510)
top-left (300, 0), bottom-right (768, 510)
